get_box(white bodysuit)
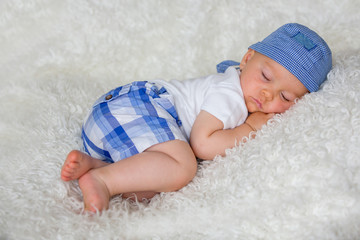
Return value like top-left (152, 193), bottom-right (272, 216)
top-left (152, 66), bottom-right (248, 140)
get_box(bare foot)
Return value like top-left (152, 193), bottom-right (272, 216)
top-left (78, 170), bottom-right (110, 212)
top-left (61, 150), bottom-right (108, 181)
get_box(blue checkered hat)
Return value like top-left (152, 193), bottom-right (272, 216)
top-left (249, 23), bottom-right (332, 92)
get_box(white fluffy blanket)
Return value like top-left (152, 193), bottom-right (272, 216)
top-left (1, 0), bottom-right (360, 239)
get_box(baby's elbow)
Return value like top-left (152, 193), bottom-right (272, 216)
top-left (190, 141), bottom-right (216, 160)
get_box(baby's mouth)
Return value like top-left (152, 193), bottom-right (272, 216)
top-left (252, 97), bottom-right (262, 110)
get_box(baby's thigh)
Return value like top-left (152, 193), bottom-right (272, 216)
top-left (146, 140), bottom-right (197, 179)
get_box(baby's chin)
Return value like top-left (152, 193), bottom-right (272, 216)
top-left (245, 103), bottom-right (260, 113)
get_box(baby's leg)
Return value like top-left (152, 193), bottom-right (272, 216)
top-left (61, 150), bottom-right (109, 181)
top-left (78, 140), bottom-right (197, 212)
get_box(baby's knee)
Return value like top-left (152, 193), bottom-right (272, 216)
top-left (185, 157), bottom-right (198, 181)
top-left (148, 140), bottom-right (198, 191)
top-left (171, 158), bottom-right (198, 191)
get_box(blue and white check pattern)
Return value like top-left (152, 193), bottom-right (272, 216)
top-left (216, 60), bottom-right (240, 73)
top-left (82, 81), bottom-right (186, 163)
top-left (249, 23), bottom-right (332, 92)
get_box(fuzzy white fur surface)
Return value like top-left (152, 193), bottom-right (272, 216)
top-left (1, 0), bottom-right (360, 239)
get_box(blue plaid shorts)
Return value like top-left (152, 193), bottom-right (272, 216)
top-left (82, 81), bottom-right (187, 163)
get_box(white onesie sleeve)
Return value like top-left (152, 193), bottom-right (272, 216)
top-left (200, 68), bottom-right (248, 129)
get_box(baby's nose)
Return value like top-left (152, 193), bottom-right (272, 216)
top-left (261, 89), bottom-right (273, 101)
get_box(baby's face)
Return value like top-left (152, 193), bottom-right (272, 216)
top-left (240, 50), bottom-right (308, 114)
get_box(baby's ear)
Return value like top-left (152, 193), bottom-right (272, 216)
top-left (240, 49), bottom-right (255, 69)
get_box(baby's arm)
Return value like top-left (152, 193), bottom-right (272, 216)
top-left (190, 110), bottom-right (273, 160)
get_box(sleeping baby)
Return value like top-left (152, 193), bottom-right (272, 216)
top-left (61, 23), bottom-right (332, 212)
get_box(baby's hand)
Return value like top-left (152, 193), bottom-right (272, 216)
top-left (245, 112), bottom-right (274, 131)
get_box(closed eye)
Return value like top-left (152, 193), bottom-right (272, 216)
top-left (262, 72), bottom-right (270, 81)
top-left (281, 92), bottom-right (290, 102)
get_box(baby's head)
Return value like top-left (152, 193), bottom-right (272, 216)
top-left (240, 23), bottom-right (332, 114)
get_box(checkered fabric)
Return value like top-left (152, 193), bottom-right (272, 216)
top-left (82, 81), bottom-right (186, 163)
top-left (216, 60), bottom-right (240, 73)
top-left (249, 23), bottom-right (332, 92)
